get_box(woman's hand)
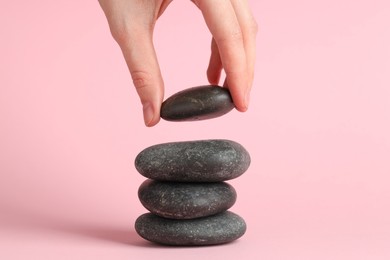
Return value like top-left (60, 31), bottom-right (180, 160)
top-left (99, 0), bottom-right (257, 126)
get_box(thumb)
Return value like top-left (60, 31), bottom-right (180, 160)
top-left (118, 31), bottom-right (164, 127)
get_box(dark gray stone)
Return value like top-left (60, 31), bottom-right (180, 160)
top-left (135, 139), bottom-right (251, 182)
top-left (138, 180), bottom-right (237, 219)
top-left (135, 211), bottom-right (246, 246)
top-left (160, 85), bottom-right (234, 121)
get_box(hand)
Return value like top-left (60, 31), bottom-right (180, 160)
top-left (98, 0), bottom-right (258, 126)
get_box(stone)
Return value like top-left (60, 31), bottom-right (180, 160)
top-left (160, 85), bottom-right (234, 121)
top-left (135, 211), bottom-right (246, 246)
top-left (138, 180), bottom-right (237, 219)
top-left (135, 139), bottom-right (251, 182)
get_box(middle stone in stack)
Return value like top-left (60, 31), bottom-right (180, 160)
top-left (134, 139), bottom-right (251, 246)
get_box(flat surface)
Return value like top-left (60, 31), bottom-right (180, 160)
top-left (1, 0), bottom-right (390, 259)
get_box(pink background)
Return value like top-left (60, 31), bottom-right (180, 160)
top-left (1, 0), bottom-right (390, 259)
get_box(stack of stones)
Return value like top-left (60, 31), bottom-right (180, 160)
top-left (134, 86), bottom-right (251, 246)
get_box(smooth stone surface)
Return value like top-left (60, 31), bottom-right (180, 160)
top-left (138, 180), bottom-right (237, 219)
top-left (160, 85), bottom-right (234, 121)
top-left (135, 139), bottom-right (251, 182)
top-left (135, 211), bottom-right (246, 246)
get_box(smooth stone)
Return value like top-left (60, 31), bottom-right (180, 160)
top-left (135, 139), bottom-right (251, 182)
top-left (160, 85), bottom-right (234, 121)
top-left (138, 180), bottom-right (237, 219)
top-left (135, 211), bottom-right (246, 246)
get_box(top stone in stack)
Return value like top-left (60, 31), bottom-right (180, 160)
top-left (135, 139), bottom-right (250, 182)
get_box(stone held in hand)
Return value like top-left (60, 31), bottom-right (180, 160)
top-left (135, 211), bottom-right (246, 246)
top-left (135, 139), bottom-right (251, 182)
top-left (160, 85), bottom-right (234, 121)
top-left (138, 180), bottom-right (237, 219)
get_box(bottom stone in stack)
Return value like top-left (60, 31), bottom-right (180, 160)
top-left (135, 211), bottom-right (246, 246)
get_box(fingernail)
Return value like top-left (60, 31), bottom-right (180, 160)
top-left (244, 90), bottom-right (251, 110)
top-left (143, 103), bottom-right (154, 126)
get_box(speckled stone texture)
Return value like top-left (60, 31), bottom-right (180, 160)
top-left (160, 85), bottom-right (234, 121)
top-left (135, 211), bottom-right (246, 246)
top-left (135, 139), bottom-right (251, 182)
top-left (138, 180), bottom-right (237, 219)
